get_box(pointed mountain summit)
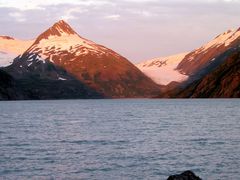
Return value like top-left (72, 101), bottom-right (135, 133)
top-left (27, 19), bottom-right (121, 62)
top-left (5, 20), bottom-right (160, 98)
top-left (34, 20), bottom-right (77, 44)
top-left (49, 20), bottom-right (76, 35)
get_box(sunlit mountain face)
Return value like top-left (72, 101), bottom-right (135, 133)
top-left (1, 20), bottom-right (160, 99)
top-left (137, 28), bottom-right (240, 89)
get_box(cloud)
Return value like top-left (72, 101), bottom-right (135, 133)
top-left (0, 0), bottom-right (113, 11)
top-left (0, 0), bottom-right (239, 11)
top-left (61, 7), bottom-right (88, 21)
top-left (104, 14), bottom-right (121, 21)
top-left (128, 10), bottom-right (157, 18)
top-left (0, 0), bottom-right (44, 10)
top-left (8, 12), bottom-right (26, 22)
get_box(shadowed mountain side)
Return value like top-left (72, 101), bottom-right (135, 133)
top-left (13, 78), bottom-right (103, 100)
top-left (3, 54), bottom-right (104, 100)
top-left (161, 47), bottom-right (240, 98)
top-left (158, 46), bottom-right (240, 97)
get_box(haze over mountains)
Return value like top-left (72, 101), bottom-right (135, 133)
top-left (0, 20), bottom-right (239, 100)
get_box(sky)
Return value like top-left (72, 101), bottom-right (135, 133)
top-left (0, 0), bottom-right (240, 63)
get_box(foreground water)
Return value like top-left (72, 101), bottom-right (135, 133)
top-left (0, 99), bottom-right (239, 179)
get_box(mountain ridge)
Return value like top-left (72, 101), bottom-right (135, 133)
top-left (137, 27), bottom-right (240, 88)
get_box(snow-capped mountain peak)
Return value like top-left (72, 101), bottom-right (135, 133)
top-left (137, 27), bottom-right (240, 86)
top-left (52, 20), bottom-right (76, 35)
top-left (176, 27), bottom-right (240, 75)
top-left (201, 28), bottom-right (240, 50)
top-left (34, 20), bottom-right (77, 44)
top-left (15, 20), bottom-right (122, 71)
top-left (26, 20), bottom-right (120, 64)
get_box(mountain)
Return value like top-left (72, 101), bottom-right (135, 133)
top-left (137, 28), bottom-right (240, 87)
top-left (0, 36), bottom-right (33, 67)
top-left (173, 46), bottom-right (240, 98)
top-left (177, 28), bottom-right (240, 75)
top-left (4, 20), bottom-right (160, 98)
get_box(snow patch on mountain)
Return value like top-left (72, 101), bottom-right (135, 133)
top-left (29, 34), bottom-right (100, 55)
top-left (186, 28), bottom-right (240, 62)
top-left (224, 29), bottom-right (240, 46)
top-left (137, 53), bottom-right (189, 85)
top-left (27, 34), bottom-right (120, 63)
top-left (205, 28), bottom-right (240, 49)
top-left (58, 77), bottom-right (67, 81)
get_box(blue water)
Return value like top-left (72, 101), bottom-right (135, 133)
top-left (0, 99), bottom-right (239, 179)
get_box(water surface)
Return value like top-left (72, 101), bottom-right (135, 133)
top-left (0, 99), bottom-right (239, 179)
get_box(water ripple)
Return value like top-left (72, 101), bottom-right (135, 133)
top-left (0, 99), bottom-right (239, 180)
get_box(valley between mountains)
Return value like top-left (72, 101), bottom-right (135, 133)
top-left (0, 20), bottom-right (239, 100)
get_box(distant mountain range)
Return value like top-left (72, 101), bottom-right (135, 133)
top-left (0, 20), bottom-right (239, 100)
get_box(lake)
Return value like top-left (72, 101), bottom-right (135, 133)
top-left (0, 99), bottom-right (239, 179)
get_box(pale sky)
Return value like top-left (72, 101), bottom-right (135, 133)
top-left (0, 0), bottom-right (240, 63)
